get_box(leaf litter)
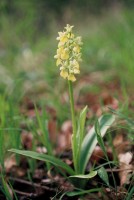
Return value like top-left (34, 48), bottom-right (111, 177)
top-left (1, 73), bottom-right (134, 200)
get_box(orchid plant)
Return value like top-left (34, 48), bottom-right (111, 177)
top-left (9, 24), bottom-right (115, 189)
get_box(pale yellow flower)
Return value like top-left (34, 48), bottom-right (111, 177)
top-left (61, 49), bottom-right (69, 60)
top-left (68, 74), bottom-right (76, 82)
top-left (73, 46), bottom-right (80, 53)
top-left (56, 59), bottom-right (62, 66)
top-left (60, 70), bottom-right (68, 79)
top-left (54, 24), bottom-right (82, 81)
top-left (65, 24), bottom-right (74, 32)
top-left (57, 32), bottom-right (68, 45)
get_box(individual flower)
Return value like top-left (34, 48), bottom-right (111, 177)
top-left (54, 24), bottom-right (82, 82)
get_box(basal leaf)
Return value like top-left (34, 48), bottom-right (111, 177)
top-left (76, 106), bottom-right (88, 172)
top-left (69, 170), bottom-right (97, 179)
top-left (79, 114), bottom-right (115, 174)
top-left (69, 171), bottom-right (97, 189)
top-left (9, 149), bottom-right (75, 175)
top-left (77, 105), bottom-right (88, 144)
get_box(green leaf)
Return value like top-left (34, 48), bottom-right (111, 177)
top-left (9, 149), bottom-right (75, 175)
top-left (125, 186), bottom-right (134, 200)
top-left (76, 106), bottom-right (88, 172)
top-left (95, 119), bottom-right (108, 159)
top-left (79, 114), bottom-right (115, 174)
top-left (97, 167), bottom-right (109, 186)
top-left (77, 105), bottom-right (88, 144)
top-left (69, 171), bottom-right (97, 189)
top-left (69, 170), bottom-right (97, 179)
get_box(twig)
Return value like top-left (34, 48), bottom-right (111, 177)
top-left (8, 177), bottom-right (57, 192)
top-left (106, 168), bottom-right (134, 172)
top-left (13, 189), bottom-right (37, 197)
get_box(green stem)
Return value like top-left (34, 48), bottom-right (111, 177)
top-left (68, 80), bottom-right (77, 172)
top-left (68, 81), bottom-right (76, 134)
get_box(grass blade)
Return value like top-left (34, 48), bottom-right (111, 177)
top-left (95, 120), bottom-right (108, 159)
top-left (125, 185), bottom-right (134, 200)
top-left (66, 188), bottom-right (101, 197)
top-left (35, 105), bottom-right (53, 155)
top-left (1, 176), bottom-right (13, 200)
top-left (109, 108), bottom-right (134, 126)
top-left (95, 118), bottom-right (117, 192)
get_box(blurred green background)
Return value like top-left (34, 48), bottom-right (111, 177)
top-left (0, 0), bottom-right (134, 103)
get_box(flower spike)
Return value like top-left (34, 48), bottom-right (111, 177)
top-left (54, 24), bottom-right (82, 82)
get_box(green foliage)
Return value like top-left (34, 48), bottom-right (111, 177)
top-left (109, 108), bottom-right (134, 142)
top-left (76, 106), bottom-right (88, 157)
top-left (0, 175), bottom-right (12, 200)
top-left (0, 95), bottom-right (7, 169)
top-left (9, 149), bottom-right (75, 176)
top-left (125, 184), bottom-right (134, 200)
top-left (60, 188), bottom-right (101, 199)
top-left (79, 114), bottom-right (115, 174)
top-left (9, 113), bottom-right (114, 188)
top-left (0, 95), bottom-right (21, 169)
top-left (69, 171), bottom-right (97, 189)
top-left (95, 118), bottom-right (117, 190)
top-left (35, 105), bottom-right (53, 156)
top-left (97, 167), bottom-right (109, 186)
top-left (72, 105), bottom-right (88, 173)
top-left (69, 171), bottom-right (97, 179)
top-left (95, 120), bottom-right (109, 160)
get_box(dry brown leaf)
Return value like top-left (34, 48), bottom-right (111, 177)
top-left (90, 146), bottom-right (104, 163)
top-left (113, 134), bottom-right (124, 147)
top-left (4, 154), bottom-right (17, 173)
top-left (91, 145), bottom-right (113, 163)
top-left (113, 133), bottom-right (131, 154)
top-left (21, 131), bottom-right (33, 149)
top-left (9, 166), bottom-right (26, 177)
top-left (48, 119), bottom-right (57, 144)
top-left (101, 92), bottom-right (118, 108)
top-left (57, 120), bottom-right (72, 151)
top-left (118, 152), bottom-right (133, 186)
